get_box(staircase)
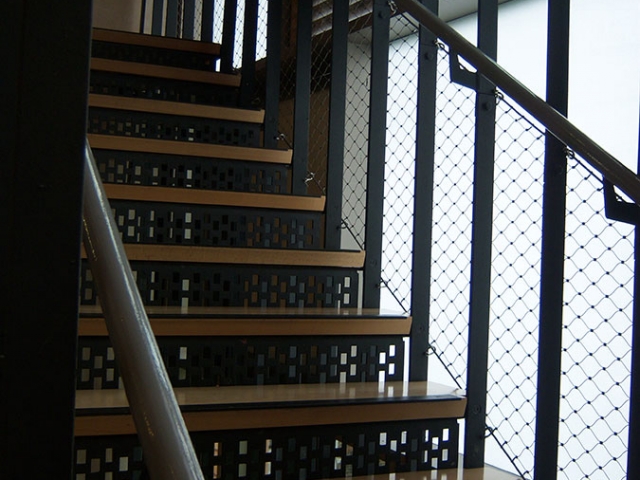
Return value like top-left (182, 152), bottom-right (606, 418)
top-left (74, 28), bottom-right (466, 479)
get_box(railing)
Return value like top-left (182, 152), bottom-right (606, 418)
top-left (245, 1), bottom-right (637, 479)
top-left (82, 142), bottom-right (205, 480)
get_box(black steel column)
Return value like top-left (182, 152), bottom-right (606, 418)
top-left (0, 0), bottom-right (91, 477)
top-left (239, 0), bottom-right (259, 108)
top-left (152, 0), bottom-right (165, 35)
top-left (264, 0), bottom-right (283, 149)
top-left (533, 1), bottom-right (571, 479)
top-left (166, 0), bottom-right (179, 37)
top-left (464, 0), bottom-right (498, 469)
top-left (201, 0), bottom-right (214, 43)
top-left (139, 0), bottom-right (148, 33)
top-left (183, 0), bottom-right (196, 40)
top-left (291, 0), bottom-right (313, 195)
top-left (627, 108), bottom-right (640, 480)
top-left (362, 0), bottom-right (390, 308)
top-left (324, 0), bottom-right (349, 250)
top-left (220, 0), bottom-right (238, 73)
top-left (409, 0), bottom-right (439, 381)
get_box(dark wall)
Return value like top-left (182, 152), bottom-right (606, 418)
top-left (0, 1), bottom-right (92, 477)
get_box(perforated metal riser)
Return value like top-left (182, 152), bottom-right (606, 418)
top-left (90, 71), bottom-right (238, 107)
top-left (74, 419), bottom-right (459, 480)
top-left (89, 108), bottom-right (260, 147)
top-left (80, 263), bottom-right (359, 308)
top-left (111, 201), bottom-right (321, 249)
top-left (77, 336), bottom-right (404, 389)
top-left (94, 150), bottom-right (288, 194)
top-left (92, 41), bottom-right (217, 71)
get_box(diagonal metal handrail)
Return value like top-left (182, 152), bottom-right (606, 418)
top-left (82, 141), bottom-right (204, 480)
top-left (395, 0), bottom-right (640, 206)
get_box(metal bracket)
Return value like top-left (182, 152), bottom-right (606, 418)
top-left (449, 50), bottom-right (477, 90)
top-left (603, 178), bottom-right (640, 225)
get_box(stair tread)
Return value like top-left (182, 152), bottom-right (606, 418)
top-left (92, 28), bottom-right (222, 56)
top-left (82, 245), bottom-right (366, 268)
top-left (78, 306), bottom-right (411, 336)
top-left (317, 460), bottom-right (522, 480)
top-left (104, 184), bottom-right (326, 211)
top-left (75, 381), bottom-right (466, 435)
top-left (91, 58), bottom-right (240, 87)
top-left (87, 134), bottom-right (292, 164)
top-left (89, 93), bottom-right (265, 123)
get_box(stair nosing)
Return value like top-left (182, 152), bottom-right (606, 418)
top-left (87, 134), bottom-right (292, 164)
top-left (88, 93), bottom-right (265, 123)
top-left (74, 381), bottom-right (466, 435)
top-left (81, 245), bottom-right (365, 268)
top-left (103, 184), bottom-right (325, 211)
top-left (90, 57), bottom-right (240, 87)
top-left (92, 28), bottom-right (222, 56)
top-left (78, 316), bottom-right (412, 336)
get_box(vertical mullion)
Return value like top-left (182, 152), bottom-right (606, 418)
top-left (152, 0), bottom-right (165, 35)
top-left (291, 0), bottom-right (313, 195)
top-left (239, 0), bottom-right (259, 108)
top-left (409, 0), bottom-right (439, 380)
top-left (166, 0), bottom-right (179, 37)
top-left (183, 0), bottom-right (196, 40)
top-left (362, 0), bottom-right (390, 308)
top-left (463, 0), bottom-right (499, 469)
top-left (220, 0), bottom-right (238, 73)
top-left (201, 0), bottom-right (214, 43)
top-left (628, 116), bottom-right (640, 480)
top-left (264, 0), bottom-right (283, 149)
top-left (533, 1), bottom-right (571, 479)
top-left (324, 0), bottom-right (349, 249)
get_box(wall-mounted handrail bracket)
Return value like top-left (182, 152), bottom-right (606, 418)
top-left (604, 179), bottom-right (640, 225)
top-left (449, 50), bottom-right (477, 90)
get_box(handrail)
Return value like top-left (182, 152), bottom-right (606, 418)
top-left (82, 142), bottom-right (204, 480)
top-left (395, 0), bottom-right (640, 206)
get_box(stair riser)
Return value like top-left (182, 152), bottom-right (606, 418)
top-left (80, 263), bottom-right (359, 309)
top-left (90, 71), bottom-right (239, 107)
top-left (77, 335), bottom-right (405, 390)
top-left (92, 40), bottom-right (217, 72)
top-left (94, 150), bottom-right (289, 193)
top-left (88, 108), bottom-right (260, 148)
top-left (110, 201), bottom-right (322, 249)
top-left (74, 419), bottom-right (459, 480)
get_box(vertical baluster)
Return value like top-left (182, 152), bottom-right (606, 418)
top-left (201, 0), bottom-right (214, 43)
top-left (533, 1), bottom-right (571, 479)
top-left (409, 0), bottom-right (440, 381)
top-left (291, 0), bottom-right (313, 195)
top-left (166, 0), bottom-right (179, 37)
top-left (183, 0), bottom-right (196, 40)
top-left (464, 0), bottom-right (498, 469)
top-left (220, 0), bottom-right (238, 73)
top-left (264, 0), bottom-right (283, 149)
top-left (239, 0), bottom-right (259, 108)
top-left (362, 0), bottom-right (390, 307)
top-left (152, 0), bottom-right (165, 35)
top-left (324, 0), bottom-right (349, 249)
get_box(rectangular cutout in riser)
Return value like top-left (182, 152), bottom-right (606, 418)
top-left (88, 108), bottom-right (260, 148)
top-left (77, 336), bottom-right (404, 389)
top-left (110, 201), bottom-right (322, 249)
top-left (80, 263), bottom-right (358, 309)
top-left (74, 419), bottom-right (459, 479)
top-left (90, 71), bottom-right (238, 107)
top-left (94, 150), bottom-right (288, 194)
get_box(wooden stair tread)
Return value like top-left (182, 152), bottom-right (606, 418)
top-left (82, 245), bottom-right (366, 268)
top-left (78, 306), bottom-right (411, 336)
top-left (92, 28), bottom-right (222, 56)
top-left (317, 460), bottom-right (522, 480)
top-left (87, 134), bottom-right (292, 164)
top-left (75, 381), bottom-right (467, 436)
top-left (104, 184), bottom-right (325, 211)
top-left (89, 93), bottom-right (265, 123)
top-left (91, 58), bottom-right (240, 87)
